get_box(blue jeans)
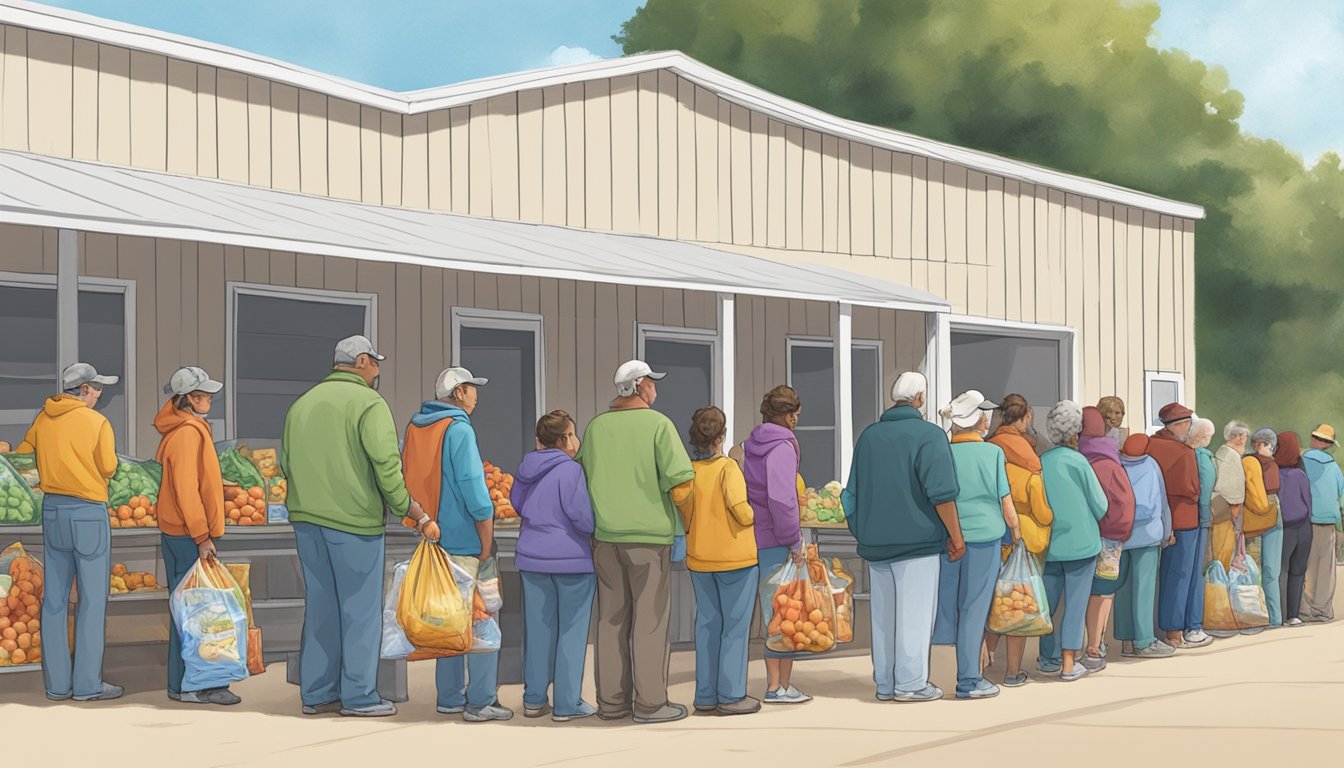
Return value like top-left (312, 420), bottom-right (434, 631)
top-left (690, 565), bottom-right (759, 706)
top-left (437, 652), bottom-right (500, 709)
top-left (1113, 546), bottom-right (1161, 648)
top-left (293, 521), bottom-right (384, 709)
top-left (39, 494), bottom-right (111, 698)
top-left (161, 534), bottom-right (201, 695)
top-left (756, 545), bottom-right (794, 659)
top-left (933, 541), bottom-right (998, 693)
top-left (1158, 529), bottom-right (1201, 632)
top-left (1260, 518), bottom-right (1284, 626)
top-left (869, 555), bottom-right (940, 696)
top-left (1038, 557), bottom-right (1094, 664)
top-left (520, 571), bottom-right (596, 715)
top-left (1185, 527), bottom-right (1209, 630)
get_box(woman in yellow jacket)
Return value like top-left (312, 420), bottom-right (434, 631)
top-left (985, 395), bottom-right (1053, 687)
top-left (153, 367), bottom-right (237, 706)
top-left (682, 406), bottom-right (760, 717)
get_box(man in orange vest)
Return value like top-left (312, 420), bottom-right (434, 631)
top-left (403, 367), bottom-right (513, 723)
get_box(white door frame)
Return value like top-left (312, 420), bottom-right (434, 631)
top-left (942, 315), bottom-right (1077, 427)
top-left (451, 307), bottom-right (547, 421)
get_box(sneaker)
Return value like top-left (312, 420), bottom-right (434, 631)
top-left (632, 703), bottom-right (689, 724)
top-left (435, 704), bottom-right (465, 715)
top-left (1060, 665), bottom-right (1090, 682)
top-left (717, 697), bottom-right (762, 716)
top-left (1002, 672), bottom-right (1030, 688)
top-left (340, 699), bottom-right (397, 717)
top-left (694, 702), bottom-right (719, 713)
top-left (596, 708), bottom-right (631, 721)
top-left (875, 692), bottom-right (895, 702)
top-left (1037, 659), bottom-right (1061, 675)
top-left (1129, 641), bottom-right (1176, 658)
top-left (1286, 617), bottom-right (1304, 627)
top-left (892, 685), bottom-right (943, 703)
top-left (782, 685), bottom-right (812, 704)
top-left (523, 703), bottom-right (552, 719)
top-left (764, 686), bottom-right (812, 705)
top-left (46, 691), bottom-right (73, 702)
top-left (552, 701), bottom-right (598, 723)
top-left (1079, 654), bottom-right (1106, 672)
top-left (302, 701), bottom-right (341, 715)
top-left (956, 679), bottom-right (1000, 700)
top-left (464, 703), bottom-right (515, 722)
top-left (73, 683), bottom-right (124, 702)
top-left (1182, 630), bottom-right (1213, 647)
top-left (179, 688), bottom-right (241, 706)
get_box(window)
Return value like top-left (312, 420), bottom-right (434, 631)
top-left (1144, 371), bottom-right (1186, 434)
top-left (787, 338), bottom-right (883, 487)
top-left (78, 284), bottom-right (133, 454)
top-left (453, 309), bottom-right (544, 475)
top-left (229, 285), bottom-right (373, 440)
top-left (950, 326), bottom-right (1071, 450)
top-left (638, 326), bottom-right (719, 454)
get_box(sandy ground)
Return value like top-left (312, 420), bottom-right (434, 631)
top-left (3, 589), bottom-right (1343, 767)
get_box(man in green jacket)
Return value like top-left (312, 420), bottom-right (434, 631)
top-left (577, 360), bottom-right (695, 725)
top-left (842, 371), bottom-right (963, 703)
top-left (281, 335), bottom-right (430, 718)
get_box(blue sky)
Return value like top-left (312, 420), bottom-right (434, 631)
top-left (42, 0), bottom-right (1343, 162)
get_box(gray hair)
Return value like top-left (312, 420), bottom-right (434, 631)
top-left (1046, 400), bottom-right (1084, 446)
top-left (1224, 420), bottom-right (1250, 442)
top-left (616, 377), bottom-right (644, 398)
top-left (1187, 418), bottom-right (1215, 449)
top-left (1252, 428), bottom-right (1277, 451)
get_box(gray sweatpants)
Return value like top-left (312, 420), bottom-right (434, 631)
top-left (1300, 524), bottom-right (1337, 621)
top-left (592, 541), bottom-right (672, 717)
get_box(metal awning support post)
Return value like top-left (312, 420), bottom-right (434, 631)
top-left (718, 292), bottom-right (736, 450)
top-left (56, 229), bottom-right (79, 373)
top-left (834, 301), bottom-right (854, 482)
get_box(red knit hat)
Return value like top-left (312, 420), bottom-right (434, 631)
top-left (1123, 434), bottom-right (1150, 457)
top-left (1158, 403), bottom-right (1193, 425)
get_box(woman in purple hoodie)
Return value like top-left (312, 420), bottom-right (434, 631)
top-left (743, 385), bottom-right (811, 705)
top-left (511, 410), bottom-right (598, 722)
top-left (1079, 406), bottom-right (1136, 671)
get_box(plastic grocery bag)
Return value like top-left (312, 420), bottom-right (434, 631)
top-left (828, 557), bottom-right (856, 644)
top-left (1095, 538), bottom-right (1124, 581)
top-left (398, 540), bottom-right (473, 658)
top-left (0, 455), bottom-right (39, 526)
top-left (0, 542), bottom-right (44, 666)
top-left (986, 539), bottom-right (1054, 637)
top-left (450, 555), bottom-right (502, 654)
top-left (380, 560), bottom-right (415, 659)
top-left (761, 547), bottom-right (838, 655)
top-left (106, 459), bottom-right (161, 508)
top-left (170, 557), bottom-right (249, 691)
top-left (1202, 560), bottom-right (1238, 632)
top-left (2, 453), bottom-right (42, 505)
top-left (1229, 536), bottom-right (1268, 629)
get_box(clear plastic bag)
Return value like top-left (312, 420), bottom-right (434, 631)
top-left (986, 539), bottom-right (1054, 637)
top-left (0, 542), bottom-right (43, 666)
top-left (380, 560), bottom-right (415, 660)
top-left (1228, 535), bottom-right (1268, 628)
top-left (1202, 560), bottom-right (1238, 632)
top-left (761, 548), bottom-right (838, 655)
top-left (0, 455), bottom-right (39, 526)
top-left (170, 557), bottom-right (249, 691)
top-left (1095, 538), bottom-right (1124, 581)
top-left (451, 554), bottom-right (502, 654)
top-left (828, 557), bottom-right (856, 644)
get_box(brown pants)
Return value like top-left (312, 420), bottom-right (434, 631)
top-left (1300, 524), bottom-right (1337, 621)
top-left (593, 541), bottom-right (672, 717)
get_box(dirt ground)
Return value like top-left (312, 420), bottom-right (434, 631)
top-left (3, 582), bottom-right (1343, 767)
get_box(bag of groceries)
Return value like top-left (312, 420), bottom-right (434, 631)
top-left (170, 557), bottom-right (249, 691)
top-left (761, 546), bottom-right (838, 655)
top-left (986, 539), bottom-right (1054, 637)
top-left (0, 542), bottom-right (44, 666)
top-left (449, 554), bottom-right (502, 654)
top-left (1229, 535), bottom-right (1268, 629)
top-left (1095, 538), bottom-right (1124, 581)
top-left (223, 562), bottom-right (265, 675)
top-left (398, 540), bottom-right (473, 659)
top-left (1202, 560), bottom-right (1238, 631)
top-left (828, 557), bottom-right (856, 644)
top-left (380, 560), bottom-right (415, 659)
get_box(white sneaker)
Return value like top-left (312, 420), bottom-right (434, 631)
top-left (1286, 617), bottom-right (1304, 627)
top-left (1182, 630), bottom-right (1213, 647)
top-left (782, 684), bottom-right (812, 704)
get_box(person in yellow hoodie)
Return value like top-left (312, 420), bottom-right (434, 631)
top-left (681, 407), bottom-right (760, 717)
top-left (17, 363), bottom-right (121, 702)
top-left (153, 366), bottom-right (238, 706)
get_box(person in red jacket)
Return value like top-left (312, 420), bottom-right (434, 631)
top-left (1146, 403), bottom-right (1206, 649)
top-left (1079, 407), bottom-right (1136, 670)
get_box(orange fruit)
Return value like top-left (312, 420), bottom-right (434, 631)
top-left (0, 639), bottom-right (15, 653)
top-left (11, 622), bottom-right (25, 636)
top-left (780, 620), bottom-right (796, 637)
top-left (16, 633), bottom-right (29, 650)
top-left (240, 505), bottom-right (256, 517)
top-left (801, 621), bottom-right (815, 634)
top-left (249, 486), bottom-right (265, 499)
top-left (5, 597), bottom-right (17, 612)
top-left (26, 619), bottom-right (38, 632)
top-left (0, 618), bottom-right (7, 631)
top-left (816, 621), bottom-right (830, 635)
top-left (775, 594), bottom-right (789, 608)
top-left (11, 648), bottom-right (26, 664)
top-left (143, 575), bottom-right (157, 588)
top-left (252, 513), bottom-right (266, 525)
top-left (132, 507), bottom-right (146, 520)
top-left (117, 508), bottom-right (132, 521)
top-left (239, 517), bottom-right (254, 526)
top-left (809, 609), bottom-right (824, 624)
top-left (792, 632), bottom-right (808, 645)
top-left (30, 631), bottom-right (39, 647)
top-left (109, 519), bottom-right (121, 529)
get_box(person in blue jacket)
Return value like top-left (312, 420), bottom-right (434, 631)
top-left (1301, 424), bottom-right (1344, 622)
top-left (1115, 435), bottom-right (1176, 657)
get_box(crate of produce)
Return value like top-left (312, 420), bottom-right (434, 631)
top-left (0, 455), bottom-right (39, 526)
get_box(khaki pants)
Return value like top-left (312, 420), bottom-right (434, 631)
top-left (593, 541), bottom-right (672, 717)
top-left (1211, 519), bottom-right (1237, 570)
top-left (1300, 524), bottom-right (1337, 622)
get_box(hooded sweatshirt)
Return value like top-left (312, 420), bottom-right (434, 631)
top-left (16, 394), bottom-right (118, 502)
top-left (682, 455), bottom-right (757, 572)
top-left (1241, 453), bottom-right (1280, 537)
top-left (1120, 440), bottom-right (1172, 549)
top-left (511, 448), bottom-right (595, 574)
top-left (1041, 444), bottom-right (1108, 562)
top-left (1274, 433), bottom-right (1312, 529)
top-left (1145, 428), bottom-right (1201, 532)
top-left (1303, 448), bottom-right (1344, 525)
top-left (743, 422), bottom-right (804, 552)
top-left (1079, 407), bottom-right (1136, 541)
top-left (153, 400), bottom-right (225, 543)
top-left (990, 425), bottom-right (1054, 555)
top-left (405, 401), bottom-right (493, 556)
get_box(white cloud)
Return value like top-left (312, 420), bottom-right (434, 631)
top-left (546, 45), bottom-right (603, 68)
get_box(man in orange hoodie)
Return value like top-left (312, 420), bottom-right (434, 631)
top-left (17, 363), bottom-right (121, 702)
top-left (154, 366), bottom-right (237, 705)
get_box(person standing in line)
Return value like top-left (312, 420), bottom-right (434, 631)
top-left (510, 410), bottom-right (598, 722)
top-left (682, 407), bottom-right (761, 716)
top-left (1079, 406), bottom-right (1136, 671)
top-left (842, 372), bottom-right (964, 703)
top-left (1274, 431), bottom-right (1313, 627)
top-left (1300, 425), bottom-right (1344, 622)
top-left (984, 394), bottom-right (1053, 687)
top-left (743, 386), bottom-right (812, 705)
top-left (405, 367), bottom-right (514, 722)
top-left (1146, 403), bottom-right (1210, 649)
top-left (282, 336), bottom-right (432, 718)
top-left (18, 363), bottom-right (122, 702)
top-left (1115, 435), bottom-right (1176, 657)
top-left (1242, 429), bottom-right (1282, 632)
top-left (1036, 401), bottom-right (1108, 682)
top-left (933, 391), bottom-right (1014, 700)
top-left (153, 366), bottom-right (238, 706)
top-left (1097, 396), bottom-right (1127, 451)
top-left (1184, 418), bottom-right (1217, 646)
top-left (578, 360), bottom-right (695, 724)
top-left (1211, 421), bottom-right (1249, 569)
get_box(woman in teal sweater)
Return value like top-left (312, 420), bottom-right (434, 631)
top-left (1036, 401), bottom-right (1108, 682)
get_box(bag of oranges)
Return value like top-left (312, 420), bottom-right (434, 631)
top-left (761, 546), bottom-right (838, 655)
top-left (397, 539), bottom-right (473, 658)
top-left (986, 539), bottom-right (1053, 637)
top-left (0, 541), bottom-right (43, 667)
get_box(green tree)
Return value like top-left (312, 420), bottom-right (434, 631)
top-left (617, 0), bottom-right (1344, 433)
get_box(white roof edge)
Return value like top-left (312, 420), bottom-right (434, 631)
top-left (0, 1), bottom-right (1205, 220)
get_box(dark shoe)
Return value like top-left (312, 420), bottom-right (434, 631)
top-left (73, 683), bottom-right (124, 702)
top-left (339, 699), bottom-right (397, 717)
top-left (632, 703), bottom-right (689, 724)
top-left (597, 708), bottom-right (631, 721)
top-left (46, 691), bottom-right (73, 702)
top-left (694, 703), bottom-right (719, 714)
top-left (464, 703), bottom-right (515, 722)
top-left (524, 703), bottom-right (552, 719)
top-left (436, 704), bottom-right (465, 715)
top-left (166, 692), bottom-right (181, 702)
top-left (302, 701), bottom-right (341, 715)
top-left (717, 697), bottom-right (761, 716)
top-left (179, 688), bottom-right (241, 706)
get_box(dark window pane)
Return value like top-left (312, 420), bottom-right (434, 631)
top-left (0, 285), bottom-right (57, 446)
top-left (460, 326), bottom-right (537, 475)
top-left (791, 345), bottom-right (836, 428)
top-left (643, 338), bottom-right (713, 454)
top-left (796, 428), bottom-right (837, 487)
top-left (78, 291), bottom-right (128, 454)
top-left (851, 345), bottom-right (880, 440)
top-left (1149, 380), bottom-right (1180, 427)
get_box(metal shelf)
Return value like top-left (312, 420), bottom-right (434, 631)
top-left (0, 663), bottom-right (41, 674)
top-left (109, 589), bottom-right (168, 602)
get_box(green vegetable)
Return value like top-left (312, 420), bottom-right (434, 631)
top-left (0, 455), bottom-right (40, 525)
top-left (218, 449), bottom-right (265, 489)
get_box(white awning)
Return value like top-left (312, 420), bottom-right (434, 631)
top-left (0, 150), bottom-right (949, 313)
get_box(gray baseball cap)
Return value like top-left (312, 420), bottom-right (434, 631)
top-left (62, 362), bottom-right (118, 391)
top-left (163, 366), bottom-right (223, 396)
top-left (435, 367), bottom-right (488, 399)
top-left (334, 335), bottom-right (385, 365)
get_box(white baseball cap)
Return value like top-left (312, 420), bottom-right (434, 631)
top-left (614, 360), bottom-right (666, 389)
top-left (435, 367), bottom-right (488, 399)
top-left (940, 390), bottom-right (998, 428)
top-left (334, 335), bottom-right (385, 365)
top-left (163, 366), bottom-right (223, 396)
top-left (62, 362), bottom-right (118, 391)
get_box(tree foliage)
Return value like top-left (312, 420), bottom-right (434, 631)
top-left (617, 0), bottom-right (1344, 433)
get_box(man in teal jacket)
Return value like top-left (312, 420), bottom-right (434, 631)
top-left (843, 371), bottom-right (963, 703)
top-left (282, 335), bottom-right (430, 718)
top-left (1301, 424), bottom-right (1344, 622)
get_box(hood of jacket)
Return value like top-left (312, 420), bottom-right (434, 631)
top-left (1082, 407), bottom-right (1106, 438)
top-left (411, 400), bottom-right (470, 428)
top-left (1080, 432), bottom-right (1121, 466)
top-left (1304, 448), bottom-right (1338, 467)
top-left (153, 398), bottom-right (212, 440)
top-left (1275, 432), bottom-right (1303, 468)
top-left (990, 425), bottom-right (1042, 473)
top-left (744, 422), bottom-right (799, 464)
top-left (516, 448), bottom-right (572, 485)
top-left (42, 394), bottom-right (89, 419)
top-left (1252, 452), bottom-right (1281, 494)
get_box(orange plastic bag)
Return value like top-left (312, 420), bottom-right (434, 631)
top-left (0, 542), bottom-right (43, 666)
top-left (246, 627), bottom-right (266, 675)
top-left (397, 540), bottom-right (472, 657)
